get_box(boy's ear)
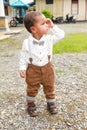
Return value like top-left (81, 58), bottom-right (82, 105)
top-left (30, 26), bottom-right (36, 34)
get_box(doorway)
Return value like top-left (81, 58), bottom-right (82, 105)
top-left (86, 0), bottom-right (87, 20)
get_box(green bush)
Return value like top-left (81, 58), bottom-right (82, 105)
top-left (42, 10), bottom-right (52, 19)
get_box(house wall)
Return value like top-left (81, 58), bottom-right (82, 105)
top-left (36, 0), bottom-right (45, 12)
top-left (86, 0), bottom-right (87, 20)
top-left (53, 0), bottom-right (64, 17)
top-left (78, 0), bottom-right (86, 20)
top-left (63, 0), bottom-right (87, 21)
top-left (36, 0), bottom-right (64, 17)
top-left (63, 0), bottom-right (71, 20)
top-left (5, 0), bottom-right (87, 21)
top-left (36, 0), bottom-right (87, 21)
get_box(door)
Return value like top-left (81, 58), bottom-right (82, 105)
top-left (86, 0), bottom-right (87, 20)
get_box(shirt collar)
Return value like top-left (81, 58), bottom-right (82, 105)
top-left (29, 33), bottom-right (45, 42)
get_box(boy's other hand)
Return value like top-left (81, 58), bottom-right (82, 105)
top-left (20, 70), bottom-right (26, 78)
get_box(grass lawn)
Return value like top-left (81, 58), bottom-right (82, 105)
top-left (53, 33), bottom-right (87, 54)
top-left (0, 32), bottom-right (87, 54)
top-left (0, 38), bottom-right (21, 52)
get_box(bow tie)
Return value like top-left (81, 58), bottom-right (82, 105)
top-left (33, 40), bottom-right (44, 46)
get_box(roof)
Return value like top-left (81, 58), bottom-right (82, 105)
top-left (9, 0), bottom-right (30, 7)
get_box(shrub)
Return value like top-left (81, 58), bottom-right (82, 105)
top-left (42, 10), bottom-right (52, 19)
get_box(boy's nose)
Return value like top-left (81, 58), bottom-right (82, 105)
top-left (46, 23), bottom-right (49, 27)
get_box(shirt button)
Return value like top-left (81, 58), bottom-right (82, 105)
top-left (40, 52), bottom-right (41, 54)
top-left (40, 60), bottom-right (42, 62)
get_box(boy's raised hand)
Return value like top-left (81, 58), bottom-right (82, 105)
top-left (46, 18), bottom-right (54, 28)
top-left (20, 70), bottom-right (26, 78)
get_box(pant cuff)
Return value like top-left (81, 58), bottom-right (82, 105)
top-left (26, 96), bottom-right (35, 101)
top-left (46, 98), bottom-right (56, 103)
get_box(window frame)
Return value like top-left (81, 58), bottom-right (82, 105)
top-left (46, 0), bottom-right (53, 4)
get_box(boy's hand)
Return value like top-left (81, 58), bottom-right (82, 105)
top-left (20, 70), bottom-right (26, 78)
top-left (46, 18), bottom-right (54, 28)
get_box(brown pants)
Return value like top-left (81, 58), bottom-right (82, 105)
top-left (26, 62), bottom-right (55, 101)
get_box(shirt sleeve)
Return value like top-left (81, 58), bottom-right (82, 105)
top-left (48, 25), bottom-right (65, 44)
top-left (19, 39), bottom-right (28, 70)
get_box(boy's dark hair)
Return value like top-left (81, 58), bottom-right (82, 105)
top-left (23, 11), bottom-right (42, 33)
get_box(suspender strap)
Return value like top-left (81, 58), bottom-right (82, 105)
top-left (48, 55), bottom-right (51, 62)
top-left (29, 58), bottom-right (33, 64)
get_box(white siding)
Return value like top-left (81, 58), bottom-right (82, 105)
top-left (63, 0), bottom-right (71, 20)
top-left (36, 0), bottom-right (87, 21)
top-left (78, 0), bottom-right (86, 20)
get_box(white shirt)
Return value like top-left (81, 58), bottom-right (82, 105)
top-left (19, 25), bottom-right (65, 70)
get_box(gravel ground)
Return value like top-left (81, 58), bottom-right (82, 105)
top-left (0, 23), bottom-right (87, 130)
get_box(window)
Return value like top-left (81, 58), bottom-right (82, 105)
top-left (72, 0), bottom-right (78, 15)
top-left (46, 0), bottom-right (53, 4)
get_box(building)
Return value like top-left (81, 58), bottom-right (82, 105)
top-left (0, 0), bottom-right (9, 30)
top-left (36, 0), bottom-right (87, 21)
top-left (3, 0), bottom-right (35, 17)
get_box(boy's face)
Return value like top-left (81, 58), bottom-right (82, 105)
top-left (32, 14), bottom-right (49, 38)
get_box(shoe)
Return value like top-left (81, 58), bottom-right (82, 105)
top-left (47, 102), bottom-right (58, 114)
top-left (27, 102), bottom-right (38, 117)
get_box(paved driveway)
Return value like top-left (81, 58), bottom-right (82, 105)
top-left (58, 22), bottom-right (87, 34)
top-left (0, 22), bottom-right (87, 40)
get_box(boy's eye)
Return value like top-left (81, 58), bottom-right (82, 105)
top-left (41, 22), bottom-right (45, 25)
